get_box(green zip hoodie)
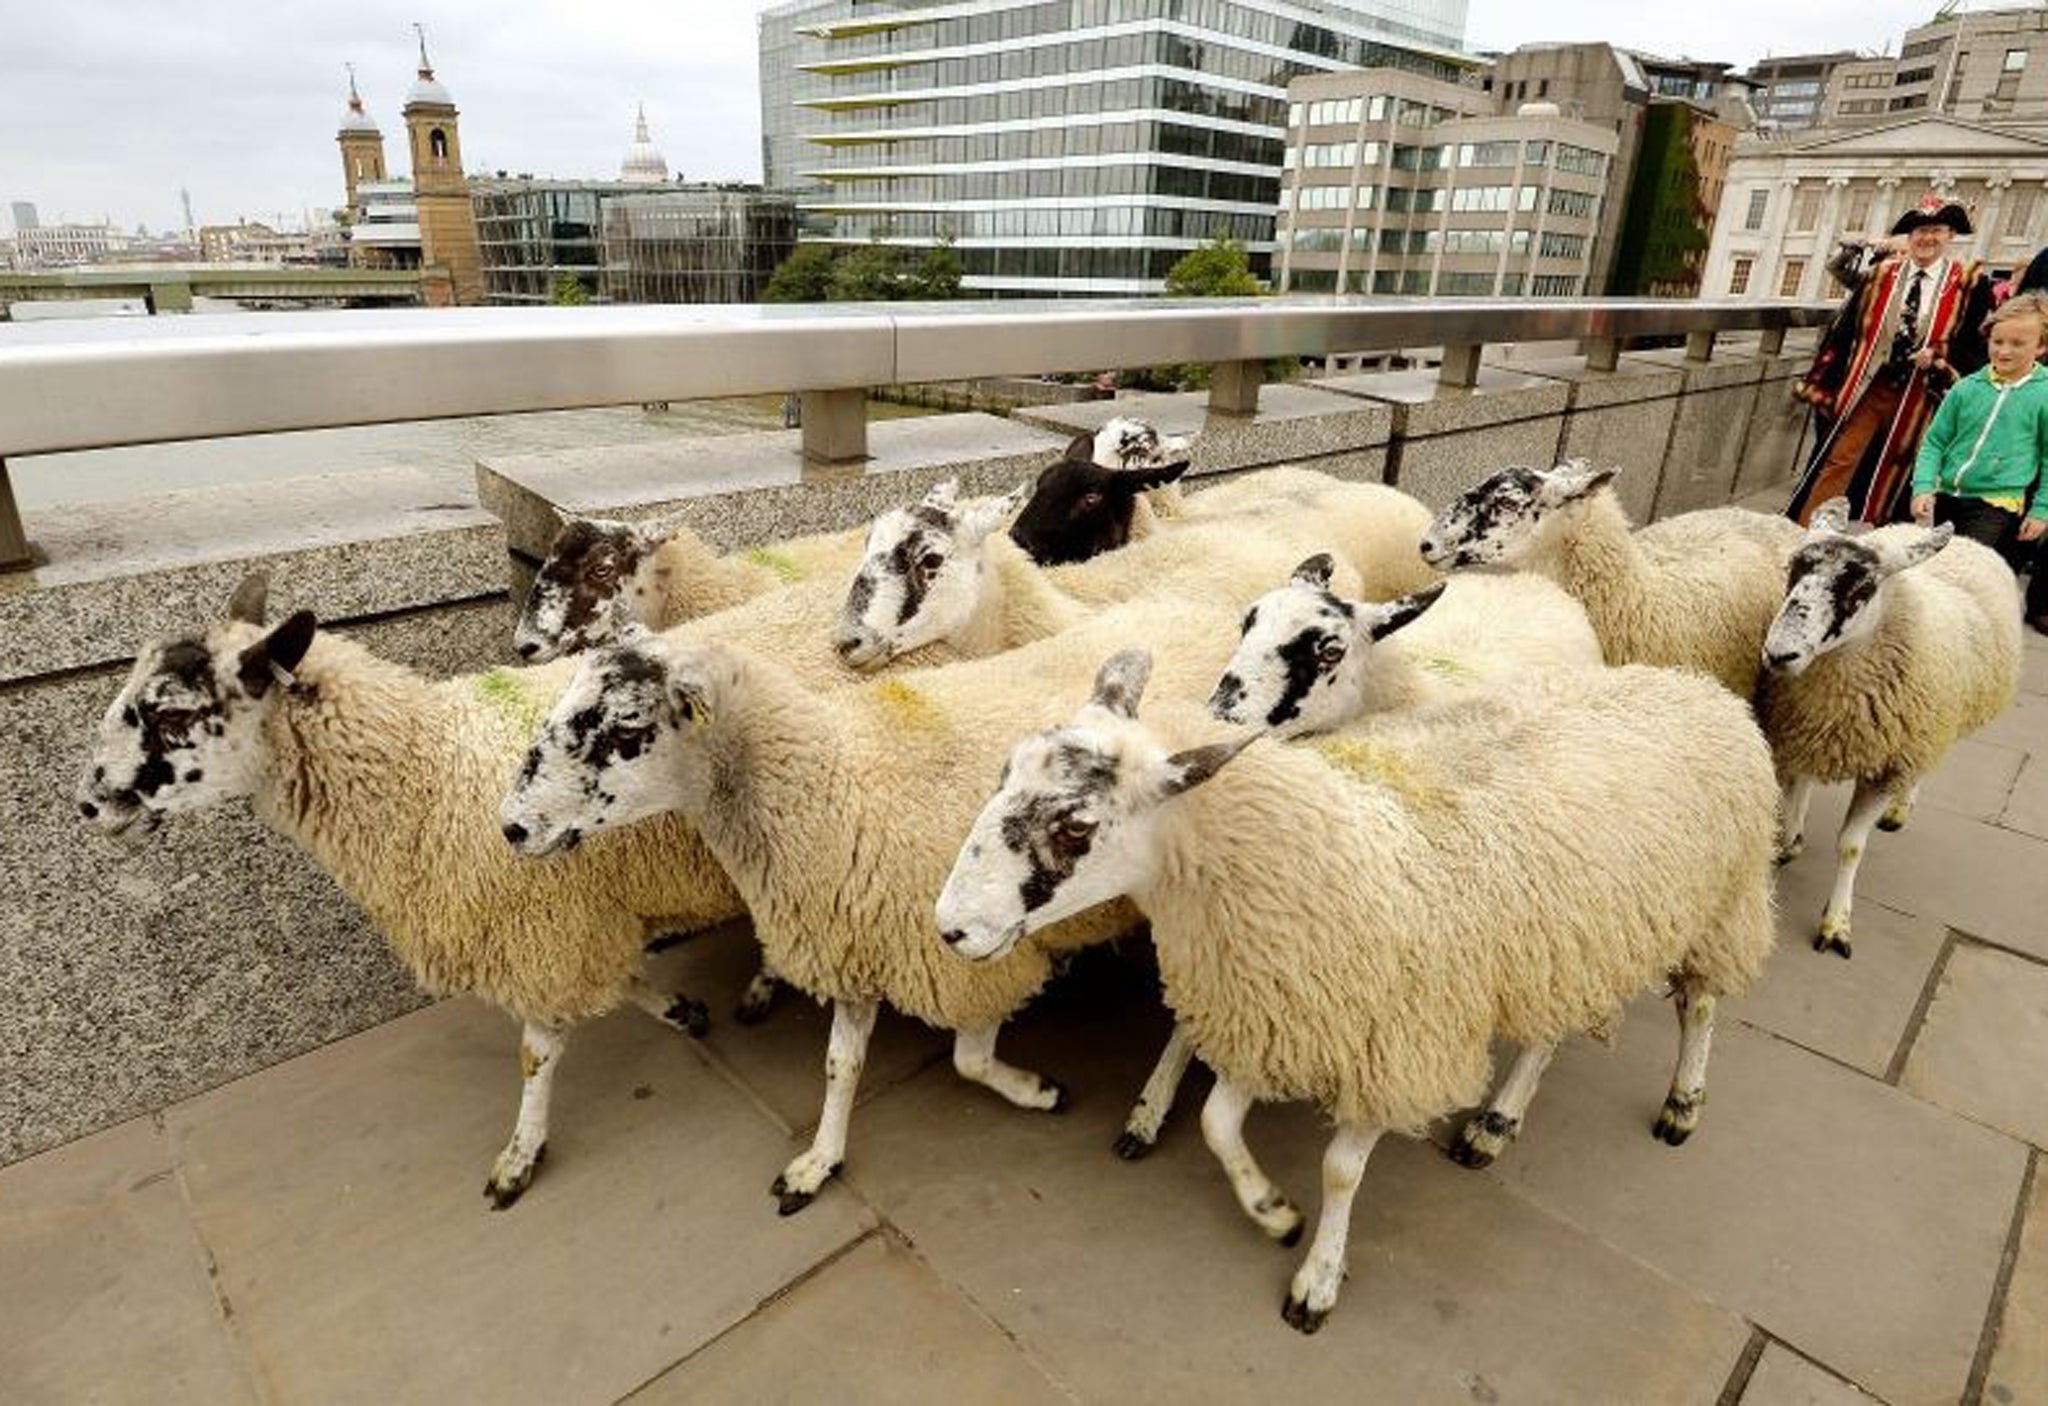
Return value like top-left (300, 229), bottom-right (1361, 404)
top-left (1913, 363), bottom-right (2048, 521)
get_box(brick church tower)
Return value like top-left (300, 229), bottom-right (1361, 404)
top-left (402, 28), bottom-right (483, 305)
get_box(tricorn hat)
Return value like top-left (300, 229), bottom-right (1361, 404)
top-left (1891, 190), bottom-right (1972, 236)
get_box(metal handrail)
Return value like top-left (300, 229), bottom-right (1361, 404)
top-left (0, 296), bottom-right (1834, 570)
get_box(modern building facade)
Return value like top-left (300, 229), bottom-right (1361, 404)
top-left (1745, 52), bottom-right (1857, 134)
top-left (1817, 6), bottom-right (2048, 132)
top-left (9, 201), bottom-right (37, 233)
top-left (758, 0), bottom-right (1477, 296)
top-left (1700, 116), bottom-right (2048, 302)
top-left (603, 188), bottom-right (797, 304)
top-left (1276, 69), bottom-right (1616, 297)
top-left (472, 181), bottom-right (614, 303)
top-left (9, 222), bottom-right (126, 268)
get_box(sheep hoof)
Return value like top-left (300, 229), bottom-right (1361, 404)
top-left (661, 996), bottom-right (711, 1039)
top-left (1875, 814), bottom-right (1904, 833)
top-left (1811, 931), bottom-right (1853, 959)
top-left (1112, 1130), bottom-right (1155, 1161)
top-left (1044, 1079), bottom-right (1072, 1114)
top-left (770, 1161), bottom-right (841, 1217)
top-left (733, 981), bottom-right (778, 1026)
top-left (1281, 1291), bottom-right (1329, 1335)
top-left (1652, 1097), bottom-right (1699, 1146)
top-left (1278, 1216), bottom-right (1305, 1249)
top-left (483, 1141), bottom-right (546, 1210)
top-left (1449, 1110), bottom-right (1517, 1169)
top-left (1774, 840), bottom-right (1803, 866)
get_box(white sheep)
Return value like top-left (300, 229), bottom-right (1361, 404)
top-left (498, 594), bottom-right (1268, 1216)
top-left (1421, 461), bottom-right (1807, 698)
top-left (834, 472), bottom-right (1437, 670)
top-left (1756, 500), bottom-right (2021, 957)
top-left (935, 648), bottom-right (1778, 1333)
top-left (77, 576), bottom-right (745, 1209)
top-left (514, 515), bottom-right (866, 662)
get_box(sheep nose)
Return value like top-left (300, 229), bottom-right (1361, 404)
top-left (78, 799), bottom-right (99, 819)
top-left (940, 928), bottom-right (969, 949)
top-left (502, 821), bottom-right (529, 846)
top-left (516, 641), bottom-right (540, 660)
top-left (1764, 649), bottom-right (1799, 670)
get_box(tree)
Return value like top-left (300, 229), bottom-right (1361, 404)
top-left (912, 239), bottom-right (963, 300)
top-left (1165, 238), bottom-right (1266, 298)
top-left (827, 242), bottom-right (919, 301)
top-left (762, 244), bottom-right (838, 303)
top-left (548, 272), bottom-right (591, 306)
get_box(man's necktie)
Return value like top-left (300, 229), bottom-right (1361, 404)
top-left (1902, 271), bottom-right (1923, 343)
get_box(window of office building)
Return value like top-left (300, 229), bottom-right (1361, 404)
top-left (1458, 141), bottom-right (1520, 167)
top-left (1730, 257), bottom-right (1753, 295)
top-left (1531, 273), bottom-right (1579, 296)
top-left (1791, 187), bottom-right (1823, 231)
top-left (1845, 186), bottom-right (1873, 231)
top-left (1438, 271), bottom-right (1496, 294)
top-left (2006, 48), bottom-right (2029, 72)
top-left (1779, 259), bottom-right (1806, 296)
top-left (1744, 188), bottom-right (1770, 230)
top-left (1555, 145), bottom-right (1605, 177)
top-left (1539, 231), bottom-right (1586, 259)
top-left (1547, 188), bottom-right (1596, 219)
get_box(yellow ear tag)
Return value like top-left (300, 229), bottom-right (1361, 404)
top-left (688, 700), bottom-right (712, 730)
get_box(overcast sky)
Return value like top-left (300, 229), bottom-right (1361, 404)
top-left (0, 0), bottom-right (1972, 237)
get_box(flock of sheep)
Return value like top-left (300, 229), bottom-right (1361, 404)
top-left (77, 417), bottom-right (2023, 1334)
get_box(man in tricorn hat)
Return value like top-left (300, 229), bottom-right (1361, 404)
top-left (1787, 191), bottom-right (1993, 525)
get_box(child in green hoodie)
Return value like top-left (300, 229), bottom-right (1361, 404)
top-left (1912, 292), bottom-right (2048, 562)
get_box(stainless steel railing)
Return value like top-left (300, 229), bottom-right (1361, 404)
top-left (0, 295), bottom-right (1835, 570)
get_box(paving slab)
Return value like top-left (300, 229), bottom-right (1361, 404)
top-left (1916, 736), bottom-right (2026, 824)
top-left (1785, 781), bottom-right (2048, 963)
top-left (1733, 859), bottom-right (1946, 1078)
top-left (1740, 1344), bottom-right (1883, 1405)
top-left (2020, 633), bottom-right (2047, 698)
top-left (163, 998), bottom-right (874, 1406)
top-left (647, 920), bottom-right (949, 1137)
top-left (1482, 1003), bottom-right (2028, 1406)
top-left (1902, 944), bottom-right (2048, 1149)
top-left (844, 965), bottom-right (1748, 1406)
top-left (1983, 1165), bottom-right (2048, 1406)
top-left (0, 1117), bottom-right (258, 1406)
top-left (2001, 754), bottom-right (2048, 841)
top-left (1973, 691), bottom-right (2048, 757)
top-left (629, 1233), bottom-right (1073, 1405)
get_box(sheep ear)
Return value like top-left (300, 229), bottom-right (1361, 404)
top-left (1155, 732), bottom-right (1257, 798)
top-left (1063, 431), bottom-right (1097, 463)
top-left (960, 482), bottom-right (1030, 543)
top-left (1808, 497), bottom-right (1854, 537)
top-left (1876, 523), bottom-right (1953, 576)
top-left (1089, 648), bottom-right (1152, 719)
top-left (1543, 460), bottom-right (1617, 504)
top-left (1291, 553), bottom-right (1337, 588)
top-left (1362, 581), bottom-right (1447, 641)
top-left (920, 478), bottom-right (961, 513)
top-left (1118, 458), bottom-right (1190, 490)
top-left (226, 572), bottom-right (269, 626)
top-left (237, 610), bottom-right (316, 698)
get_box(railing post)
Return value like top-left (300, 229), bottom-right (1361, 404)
top-left (1685, 330), bottom-right (1717, 363)
top-left (800, 387), bottom-right (868, 467)
top-left (0, 458), bottom-right (33, 571)
top-left (1582, 337), bottom-right (1620, 372)
top-left (1758, 326), bottom-right (1786, 357)
top-left (1439, 343), bottom-right (1482, 388)
top-left (1208, 359), bottom-right (1263, 416)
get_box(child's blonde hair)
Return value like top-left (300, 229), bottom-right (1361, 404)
top-left (1991, 290), bottom-right (2048, 344)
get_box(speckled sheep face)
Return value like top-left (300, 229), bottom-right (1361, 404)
top-left (77, 579), bottom-right (315, 838)
top-left (1763, 524), bottom-right (1952, 676)
top-left (937, 650), bottom-right (1252, 962)
top-left (1210, 557), bottom-right (1445, 737)
top-left (1085, 417), bottom-right (1193, 473)
top-left (1007, 428), bottom-right (1192, 567)
top-left (832, 480), bottom-right (1027, 670)
top-left (515, 516), bottom-right (664, 662)
top-left (1420, 462), bottom-right (1617, 569)
top-left (500, 638), bottom-right (709, 857)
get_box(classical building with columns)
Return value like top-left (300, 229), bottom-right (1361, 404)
top-left (1700, 116), bottom-right (2048, 301)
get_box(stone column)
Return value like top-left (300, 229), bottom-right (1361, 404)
top-left (1806, 176), bottom-right (1850, 299)
top-left (1976, 175), bottom-right (2012, 270)
top-left (1752, 177), bottom-right (1798, 299)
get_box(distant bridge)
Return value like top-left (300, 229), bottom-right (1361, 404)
top-left (0, 265), bottom-right (423, 316)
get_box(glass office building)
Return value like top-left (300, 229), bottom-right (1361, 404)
top-left (758, 0), bottom-right (1474, 296)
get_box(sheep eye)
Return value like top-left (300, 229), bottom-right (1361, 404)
top-left (151, 707), bottom-right (198, 735)
top-left (1050, 815), bottom-right (1097, 853)
top-left (918, 551), bottom-right (945, 576)
top-left (588, 560), bottom-right (618, 585)
top-left (1075, 491), bottom-right (1104, 513)
top-left (1316, 638), bottom-right (1346, 666)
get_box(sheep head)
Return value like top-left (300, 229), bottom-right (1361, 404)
top-left (832, 478), bottom-right (1027, 670)
top-left (1421, 461), bottom-right (1619, 569)
top-left (78, 573), bottom-right (316, 839)
top-left (515, 514), bottom-right (672, 662)
top-left (1763, 511), bottom-right (1953, 675)
top-left (937, 648), bottom-right (1253, 962)
top-left (1209, 555), bottom-right (1446, 736)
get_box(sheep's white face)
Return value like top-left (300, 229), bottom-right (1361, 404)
top-left (936, 650), bottom-right (1251, 962)
top-left (1209, 556), bottom-right (1445, 737)
top-left (500, 636), bottom-right (710, 856)
top-left (515, 516), bottom-right (666, 662)
top-left (1763, 516), bottom-right (1952, 676)
top-left (76, 579), bottom-right (314, 838)
top-left (1088, 416), bottom-right (1194, 471)
top-left (833, 480), bottom-right (1026, 670)
top-left (1421, 461), bottom-right (1618, 569)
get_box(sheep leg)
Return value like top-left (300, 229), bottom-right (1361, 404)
top-left (626, 973), bottom-right (710, 1039)
top-left (1877, 779), bottom-right (1920, 833)
top-left (1816, 778), bottom-right (1890, 959)
top-left (1199, 1077), bottom-right (1304, 1246)
top-left (772, 997), bottom-right (877, 1216)
top-left (1114, 1023), bottom-right (1195, 1160)
top-left (1776, 775), bottom-right (1815, 864)
top-left (485, 1023), bottom-right (566, 1210)
top-left (1282, 1122), bottom-right (1385, 1335)
top-left (1449, 1040), bottom-right (1556, 1169)
top-left (1653, 977), bottom-right (1718, 1146)
top-left (952, 1024), bottom-right (1069, 1112)
top-left (734, 956), bottom-right (782, 1026)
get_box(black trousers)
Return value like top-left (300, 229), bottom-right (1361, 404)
top-left (1932, 493), bottom-right (2018, 549)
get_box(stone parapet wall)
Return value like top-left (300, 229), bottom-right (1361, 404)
top-left (0, 354), bottom-right (1820, 1166)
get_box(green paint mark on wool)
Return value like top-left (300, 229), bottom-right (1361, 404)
top-left (743, 546), bottom-right (806, 583)
top-left (1415, 652), bottom-right (1475, 682)
top-left (874, 678), bottom-right (944, 731)
top-left (474, 669), bottom-right (550, 735)
top-left (1308, 736), bottom-right (1440, 810)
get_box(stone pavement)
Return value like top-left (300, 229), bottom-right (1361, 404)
top-left (5, 614), bottom-right (2045, 1406)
